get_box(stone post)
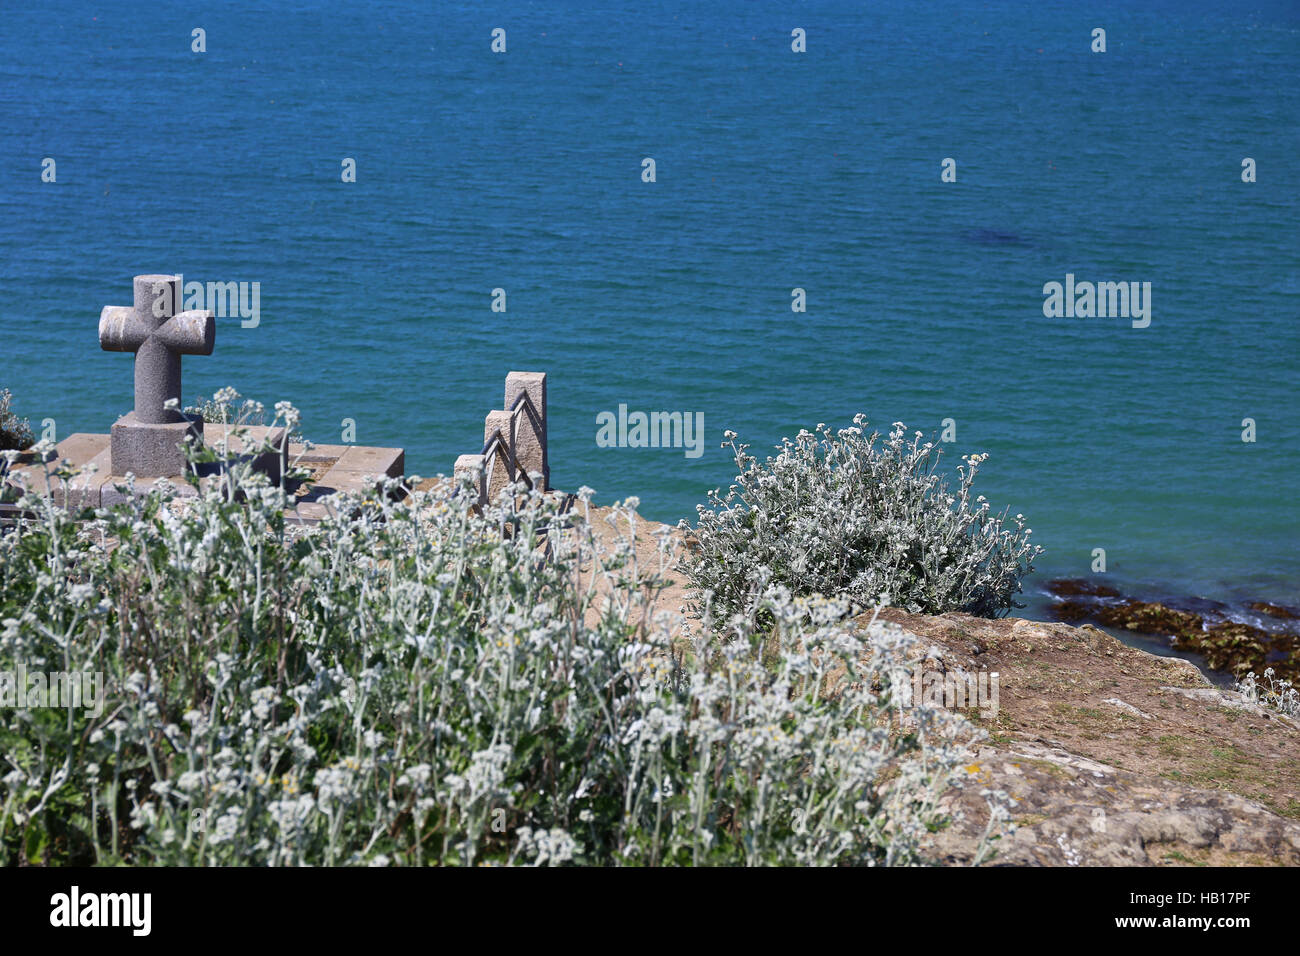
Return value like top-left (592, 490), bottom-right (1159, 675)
top-left (454, 453), bottom-right (487, 508)
top-left (483, 409), bottom-right (513, 503)
top-left (504, 371), bottom-right (547, 491)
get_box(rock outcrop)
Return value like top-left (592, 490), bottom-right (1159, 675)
top-left (881, 609), bottom-right (1300, 866)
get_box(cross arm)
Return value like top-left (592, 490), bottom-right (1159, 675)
top-left (99, 306), bottom-right (152, 352)
top-left (156, 310), bottom-right (216, 356)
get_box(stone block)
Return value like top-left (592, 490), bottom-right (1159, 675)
top-left (331, 445), bottom-right (405, 480)
top-left (201, 424), bottom-right (290, 484)
top-left (52, 433), bottom-right (112, 466)
top-left (2, 438), bottom-right (114, 509)
top-left (295, 445), bottom-right (405, 502)
top-left (483, 409), bottom-right (514, 501)
top-left (109, 412), bottom-right (203, 478)
top-left (289, 443), bottom-right (351, 463)
top-left (286, 500), bottom-right (331, 525)
top-left (454, 453), bottom-right (487, 506)
top-left (56, 445), bottom-right (114, 509)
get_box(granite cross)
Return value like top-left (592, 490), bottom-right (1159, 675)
top-left (99, 275), bottom-right (215, 476)
top-left (99, 275), bottom-right (215, 425)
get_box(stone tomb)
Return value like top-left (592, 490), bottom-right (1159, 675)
top-left (4, 432), bottom-right (404, 521)
top-left (1, 274), bottom-right (404, 522)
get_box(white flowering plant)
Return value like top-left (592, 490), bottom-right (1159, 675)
top-left (0, 388), bottom-right (35, 453)
top-left (682, 418), bottom-right (1043, 621)
top-left (0, 400), bottom-right (1001, 866)
top-left (185, 388), bottom-right (305, 445)
top-left (1236, 669), bottom-right (1300, 719)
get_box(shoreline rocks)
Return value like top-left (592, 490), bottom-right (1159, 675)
top-left (1043, 579), bottom-right (1300, 683)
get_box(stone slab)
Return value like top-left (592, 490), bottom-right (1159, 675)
top-left (288, 443), bottom-right (352, 462)
top-left (286, 500), bottom-right (332, 524)
top-left (59, 446), bottom-right (115, 509)
top-left (51, 433), bottom-right (111, 465)
top-left (330, 445), bottom-right (405, 479)
top-left (291, 445), bottom-right (406, 516)
top-left (4, 433), bottom-right (109, 474)
top-left (6, 451), bottom-right (199, 511)
top-left (2, 434), bottom-right (113, 509)
top-left (100, 475), bottom-right (201, 508)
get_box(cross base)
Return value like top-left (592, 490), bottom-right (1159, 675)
top-left (110, 412), bottom-right (204, 478)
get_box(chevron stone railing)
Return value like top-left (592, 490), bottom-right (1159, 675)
top-left (454, 371), bottom-right (548, 508)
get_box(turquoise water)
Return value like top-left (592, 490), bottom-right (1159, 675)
top-left (1, 1), bottom-right (1297, 613)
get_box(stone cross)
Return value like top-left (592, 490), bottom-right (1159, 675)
top-left (99, 275), bottom-right (215, 476)
top-left (100, 275), bottom-right (215, 424)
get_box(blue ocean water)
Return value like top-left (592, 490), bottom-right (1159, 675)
top-left (1, 1), bottom-right (1297, 615)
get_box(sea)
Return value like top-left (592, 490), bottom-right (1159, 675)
top-left (1, 1), bottom-right (1297, 628)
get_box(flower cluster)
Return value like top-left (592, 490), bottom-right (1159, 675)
top-left (1236, 668), bottom-right (1300, 719)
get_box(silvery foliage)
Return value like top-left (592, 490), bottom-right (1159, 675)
top-left (0, 388), bottom-right (34, 453)
top-left (1236, 669), bottom-right (1300, 719)
top-left (185, 389), bottom-right (304, 444)
top-left (0, 402), bottom-right (1003, 866)
top-left (682, 418), bottom-right (1043, 620)
top-left (185, 390), bottom-right (267, 427)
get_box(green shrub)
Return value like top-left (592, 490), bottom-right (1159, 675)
top-left (0, 407), bottom-right (1000, 866)
top-left (683, 418), bottom-right (1043, 620)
